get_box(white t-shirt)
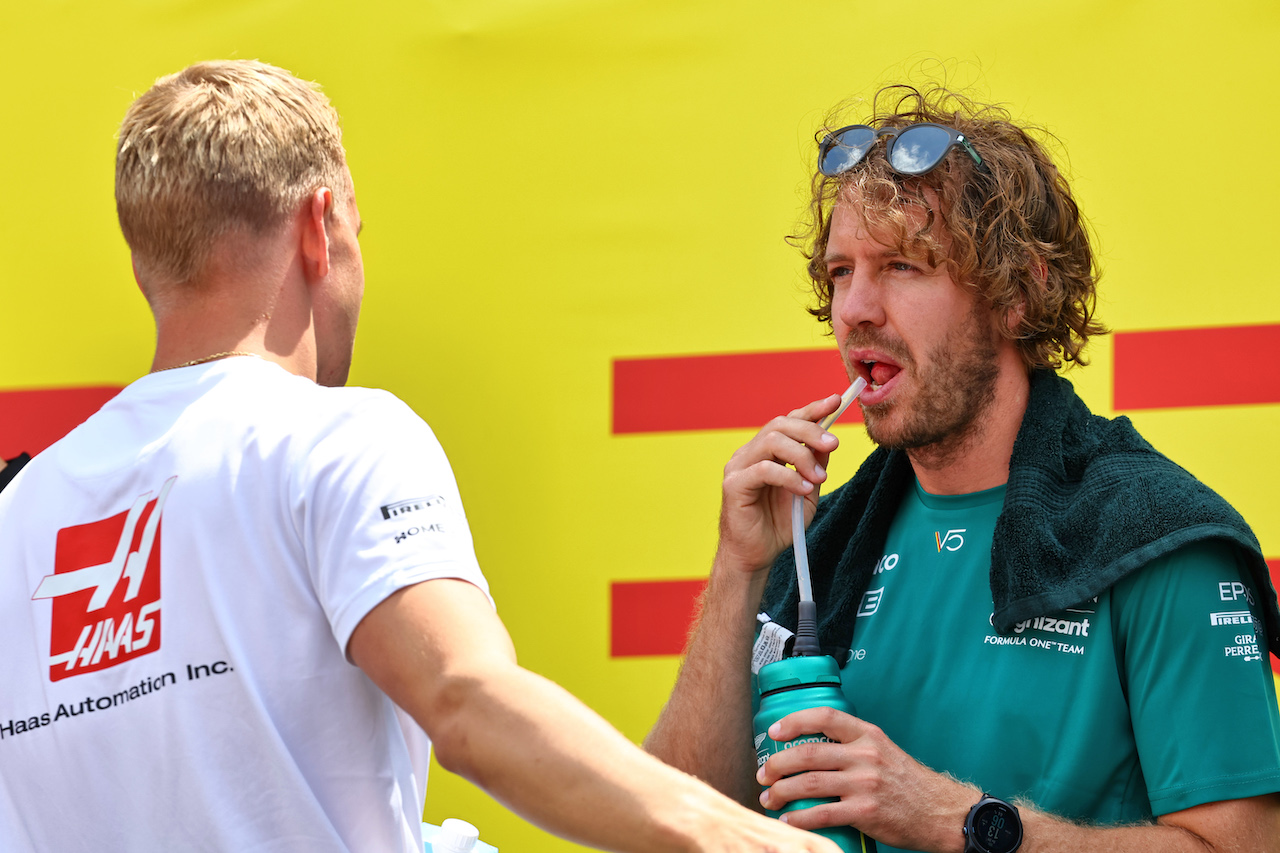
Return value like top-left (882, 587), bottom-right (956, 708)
top-left (0, 358), bottom-right (491, 852)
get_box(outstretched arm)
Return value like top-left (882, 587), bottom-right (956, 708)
top-left (645, 395), bottom-right (844, 804)
top-left (349, 577), bottom-right (842, 853)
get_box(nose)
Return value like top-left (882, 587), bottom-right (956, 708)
top-left (832, 269), bottom-right (886, 331)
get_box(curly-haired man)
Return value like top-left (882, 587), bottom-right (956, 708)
top-left (646, 85), bottom-right (1280, 853)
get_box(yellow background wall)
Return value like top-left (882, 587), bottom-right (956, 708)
top-left (2, 2), bottom-right (1278, 850)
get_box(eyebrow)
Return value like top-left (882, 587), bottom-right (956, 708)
top-left (823, 249), bottom-right (898, 265)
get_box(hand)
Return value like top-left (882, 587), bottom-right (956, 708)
top-left (756, 707), bottom-right (976, 853)
top-left (688, 806), bottom-right (846, 853)
top-left (715, 395), bottom-right (844, 575)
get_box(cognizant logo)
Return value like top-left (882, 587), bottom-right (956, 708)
top-left (1012, 614), bottom-right (1091, 637)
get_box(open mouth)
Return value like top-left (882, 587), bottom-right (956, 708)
top-left (859, 359), bottom-right (902, 391)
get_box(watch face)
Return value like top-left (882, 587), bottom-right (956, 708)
top-left (973, 802), bottom-right (1020, 853)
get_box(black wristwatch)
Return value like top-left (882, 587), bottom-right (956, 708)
top-left (963, 793), bottom-right (1022, 853)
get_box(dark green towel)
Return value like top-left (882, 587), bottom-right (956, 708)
top-left (762, 370), bottom-right (1280, 660)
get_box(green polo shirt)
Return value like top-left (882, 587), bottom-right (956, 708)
top-left (762, 479), bottom-right (1280, 853)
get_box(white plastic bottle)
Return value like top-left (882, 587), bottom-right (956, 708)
top-left (423, 818), bottom-right (497, 853)
top-left (435, 819), bottom-right (479, 852)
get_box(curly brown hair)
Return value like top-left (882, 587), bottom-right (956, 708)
top-left (794, 84), bottom-right (1105, 369)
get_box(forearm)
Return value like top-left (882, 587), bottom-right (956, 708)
top-left (1018, 814), bottom-right (1208, 853)
top-left (898, 795), bottom-right (1271, 853)
top-left (1015, 796), bottom-right (1280, 853)
top-left (786, 772), bottom-right (1278, 853)
top-left (644, 395), bottom-right (844, 802)
top-left (429, 662), bottom-right (736, 852)
top-left (353, 580), bottom-right (842, 853)
top-left (644, 554), bottom-right (767, 806)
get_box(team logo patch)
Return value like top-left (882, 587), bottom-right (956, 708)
top-left (934, 529), bottom-right (965, 552)
top-left (856, 587), bottom-right (884, 617)
top-left (32, 478), bottom-right (175, 681)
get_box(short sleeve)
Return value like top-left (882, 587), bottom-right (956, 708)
top-left (292, 391), bottom-right (490, 656)
top-left (1114, 539), bottom-right (1280, 815)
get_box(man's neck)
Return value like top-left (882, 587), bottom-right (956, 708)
top-left (145, 237), bottom-right (318, 382)
top-left (907, 363), bottom-right (1031, 496)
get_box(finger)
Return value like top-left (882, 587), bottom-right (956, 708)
top-left (724, 459), bottom-right (817, 504)
top-left (775, 797), bottom-right (859, 834)
top-left (758, 767), bottom-right (854, 812)
top-left (787, 393), bottom-right (844, 422)
top-left (733, 427), bottom-right (838, 485)
top-left (769, 706), bottom-right (866, 745)
top-left (747, 415), bottom-right (840, 459)
top-left (757, 741), bottom-right (852, 786)
top-left (739, 810), bottom-right (844, 853)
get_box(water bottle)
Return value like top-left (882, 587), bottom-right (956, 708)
top-left (753, 655), bottom-right (876, 853)
top-left (422, 818), bottom-right (497, 853)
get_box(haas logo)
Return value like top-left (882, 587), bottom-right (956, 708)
top-left (32, 478), bottom-right (175, 682)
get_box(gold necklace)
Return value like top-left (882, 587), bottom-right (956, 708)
top-left (153, 351), bottom-right (262, 372)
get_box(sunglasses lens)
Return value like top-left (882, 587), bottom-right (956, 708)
top-left (820, 127), bottom-right (877, 176)
top-left (888, 125), bottom-right (954, 175)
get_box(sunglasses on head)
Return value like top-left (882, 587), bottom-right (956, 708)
top-left (818, 122), bottom-right (986, 178)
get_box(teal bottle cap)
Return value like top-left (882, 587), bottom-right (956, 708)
top-left (758, 655), bottom-right (841, 694)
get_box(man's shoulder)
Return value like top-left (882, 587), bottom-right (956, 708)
top-left (43, 363), bottom-right (431, 474)
top-left (994, 370), bottom-right (1270, 639)
top-left (1018, 369), bottom-right (1201, 493)
top-left (204, 363), bottom-right (423, 436)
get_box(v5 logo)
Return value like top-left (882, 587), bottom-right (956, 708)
top-left (935, 529), bottom-right (966, 552)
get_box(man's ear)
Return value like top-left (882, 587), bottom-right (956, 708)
top-left (300, 187), bottom-right (334, 281)
top-left (130, 252), bottom-right (160, 306)
top-left (1031, 256), bottom-right (1048, 285)
top-left (1006, 256), bottom-right (1046, 332)
top-left (131, 253), bottom-right (147, 294)
top-left (1006, 299), bottom-right (1027, 333)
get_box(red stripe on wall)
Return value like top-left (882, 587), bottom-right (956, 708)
top-left (0, 386), bottom-right (123, 458)
top-left (1114, 324), bottom-right (1280, 410)
top-left (613, 564), bottom-right (1280, 666)
top-left (612, 349), bottom-right (855, 434)
top-left (613, 324), bottom-right (1280, 433)
top-left (610, 579), bottom-right (706, 657)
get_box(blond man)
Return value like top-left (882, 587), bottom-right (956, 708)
top-left (0, 60), bottom-right (840, 853)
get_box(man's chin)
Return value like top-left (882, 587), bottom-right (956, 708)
top-left (864, 409), bottom-right (950, 453)
top-left (862, 414), bottom-right (902, 449)
top-left (861, 403), bottom-right (899, 447)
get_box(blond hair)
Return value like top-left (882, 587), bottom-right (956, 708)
top-left (795, 84), bottom-right (1105, 370)
top-left (116, 60), bottom-right (347, 285)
